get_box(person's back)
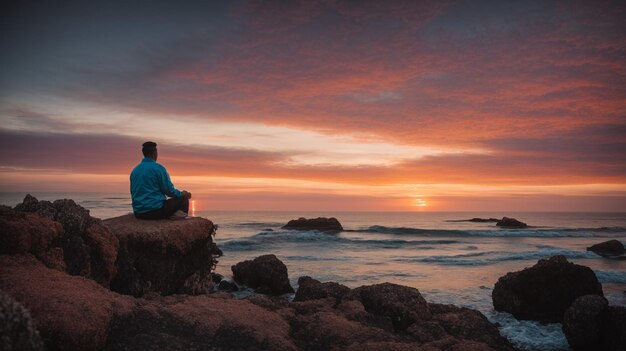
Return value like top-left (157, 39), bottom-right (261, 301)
top-left (130, 141), bottom-right (191, 219)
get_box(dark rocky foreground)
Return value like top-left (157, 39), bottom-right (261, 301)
top-left (0, 195), bottom-right (519, 351)
top-left (492, 255), bottom-right (603, 323)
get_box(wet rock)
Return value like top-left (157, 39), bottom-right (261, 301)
top-left (496, 217), bottom-right (527, 228)
top-left (469, 218), bottom-right (499, 222)
top-left (294, 276), bottom-right (350, 302)
top-left (232, 254), bottom-right (294, 295)
top-left (0, 290), bottom-right (44, 351)
top-left (562, 295), bottom-right (608, 350)
top-left (0, 255), bottom-right (135, 351)
top-left (104, 214), bottom-right (220, 296)
top-left (346, 282), bottom-right (430, 331)
top-left (218, 279), bottom-right (239, 292)
top-left (283, 217), bottom-right (343, 231)
top-left (492, 255), bottom-right (603, 322)
top-left (586, 240), bottom-right (625, 258)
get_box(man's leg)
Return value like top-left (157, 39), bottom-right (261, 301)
top-left (161, 196), bottom-right (189, 216)
top-left (134, 197), bottom-right (189, 220)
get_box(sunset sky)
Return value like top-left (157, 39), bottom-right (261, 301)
top-left (1, 0), bottom-right (625, 211)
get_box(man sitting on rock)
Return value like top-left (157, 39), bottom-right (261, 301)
top-left (130, 141), bottom-right (192, 220)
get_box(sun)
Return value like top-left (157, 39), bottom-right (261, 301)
top-left (414, 197), bottom-right (427, 207)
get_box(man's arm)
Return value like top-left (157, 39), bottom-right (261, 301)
top-left (157, 166), bottom-right (183, 198)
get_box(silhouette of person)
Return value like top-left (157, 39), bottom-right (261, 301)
top-left (130, 141), bottom-right (191, 219)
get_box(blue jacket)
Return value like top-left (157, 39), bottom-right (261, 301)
top-left (130, 157), bottom-right (182, 213)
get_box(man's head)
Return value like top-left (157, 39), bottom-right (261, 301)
top-left (142, 141), bottom-right (158, 160)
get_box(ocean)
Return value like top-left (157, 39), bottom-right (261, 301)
top-left (2, 192), bottom-right (625, 351)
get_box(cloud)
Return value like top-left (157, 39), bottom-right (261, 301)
top-left (10, 0), bottom-right (619, 150)
top-left (1, 127), bottom-right (624, 187)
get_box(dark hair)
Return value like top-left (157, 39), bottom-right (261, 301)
top-left (142, 141), bottom-right (157, 157)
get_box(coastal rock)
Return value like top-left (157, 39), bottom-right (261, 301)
top-left (13, 194), bottom-right (56, 220)
top-left (290, 310), bottom-right (393, 351)
top-left (107, 294), bottom-right (298, 351)
top-left (51, 199), bottom-right (92, 236)
top-left (294, 276), bottom-right (350, 302)
top-left (470, 218), bottom-right (499, 222)
top-left (429, 303), bottom-right (516, 351)
top-left (586, 240), bottom-right (625, 258)
top-left (562, 295), bottom-right (608, 350)
top-left (492, 255), bottom-right (603, 322)
top-left (562, 295), bottom-right (626, 351)
top-left (603, 306), bottom-right (626, 351)
top-left (12, 195), bottom-right (121, 283)
top-left (0, 205), bottom-right (64, 266)
top-left (84, 222), bottom-right (119, 287)
top-left (283, 217), bottom-right (343, 231)
top-left (0, 255), bottom-right (135, 351)
top-left (232, 254), bottom-right (294, 295)
top-left (496, 217), bottom-right (527, 228)
top-left (104, 214), bottom-right (220, 296)
top-left (347, 283), bottom-right (430, 331)
top-left (0, 290), bottom-right (44, 351)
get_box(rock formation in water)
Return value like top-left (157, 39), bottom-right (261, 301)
top-left (586, 239), bottom-right (626, 258)
top-left (283, 217), bottom-right (344, 231)
top-left (492, 255), bottom-right (603, 322)
top-left (231, 254), bottom-right (295, 295)
top-left (495, 217), bottom-right (528, 228)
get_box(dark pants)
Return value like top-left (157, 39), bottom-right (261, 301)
top-left (134, 197), bottom-right (189, 220)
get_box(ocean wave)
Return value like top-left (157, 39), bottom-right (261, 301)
top-left (594, 270), bottom-right (626, 284)
top-left (356, 225), bottom-right (612, 238)
top-left (284, 255), bottom-right (355, 261)
top-left (227, 221), bottom-right (284, 228)
top-left (218, 230), bottom-right (461, 251)
top-left (394, 248), bottom-right (597, 266)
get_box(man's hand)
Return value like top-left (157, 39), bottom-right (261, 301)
top-left (182, 190), bottom-right (192, 199)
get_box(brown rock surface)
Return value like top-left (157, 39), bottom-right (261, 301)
top-left (11, 195), bottom-right (120, 284)
top-left (107, 294), bottom-right (298, 351)
top-left (0, 255), bottom-right (134, 351)
top-left (294, 276), bottom-right (350, 302)
top-left (0, 205), bottom-right (64, 265)
top-left (104, 214), bottom-right (220, 296)
top-left (347, 282), bottom-right (430, 331)
top-left (492, 255), bottom-right (603, 322)
top-left (0, 290), bottom-right (44, 351)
